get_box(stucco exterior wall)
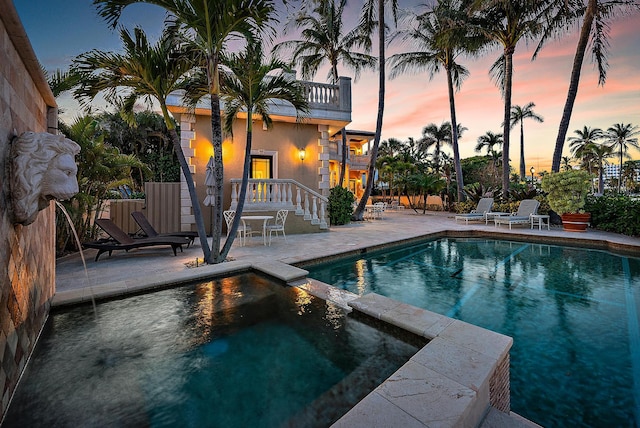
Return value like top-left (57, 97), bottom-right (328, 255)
top-left (180, 114), bottom-right (324, 233)
top-left (0, 1), bottom-right (58, 419)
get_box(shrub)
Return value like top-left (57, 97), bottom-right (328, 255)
top-left (328, 186), bottom-right (355, 226)
top-left (541, 170), bottom-right (592, 214)
top-left (585, 194), bottom-right (640, 236)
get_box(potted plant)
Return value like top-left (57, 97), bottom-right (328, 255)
top-left (541, 170), bottom-right (593, 231)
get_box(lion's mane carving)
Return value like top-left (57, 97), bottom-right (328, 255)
top-left (9, 132), bottom-right (81, 225)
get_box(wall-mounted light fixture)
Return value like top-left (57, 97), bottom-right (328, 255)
top-left (299, 148), bottom-right (306, 162)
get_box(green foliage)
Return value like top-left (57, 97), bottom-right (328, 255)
top-left (461, 155), bottom-right (501, 189)
top-left (328, 186), bottom-right (355, 226)
top-left (100, 111), bottom-right (180, 184)
top-left (56, 115), bottom-right (147, 255)
top-left (585, 194), bottom-right (640, 236)
top-left (453, 200), bottom-right (478, 214)
top-left (541, 170), bottom-right (592, 214)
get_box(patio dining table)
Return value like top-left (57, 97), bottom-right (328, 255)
top-left (240, 215), bottom-right (273, 246)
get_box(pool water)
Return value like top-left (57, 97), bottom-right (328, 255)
top-left (3, 273), bottom-right (419, 427)
top-left (305, 238), bottom-right (640, 427)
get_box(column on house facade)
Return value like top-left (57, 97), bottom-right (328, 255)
top-left (318, 124), bottom-right (331, 197)
top-left (180, 115), bottom-right (197, 231)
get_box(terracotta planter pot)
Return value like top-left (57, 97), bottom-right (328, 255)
top-left (560, 213), bottom-right (591, 232)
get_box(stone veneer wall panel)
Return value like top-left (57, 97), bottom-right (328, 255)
top-left (0, 1), bottom-right (58, 419)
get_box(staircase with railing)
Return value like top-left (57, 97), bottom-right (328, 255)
top-left (229, 179), bottom-right (328, 230)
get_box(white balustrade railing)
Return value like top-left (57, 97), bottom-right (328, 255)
top-left (230, 178), bottom-right (328, 229)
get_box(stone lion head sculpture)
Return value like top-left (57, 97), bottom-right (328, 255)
top-left (9, 132), bottom-right (81, 225)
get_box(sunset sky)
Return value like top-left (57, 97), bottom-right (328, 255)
top-left (14, 0), bottom-right (640, 173)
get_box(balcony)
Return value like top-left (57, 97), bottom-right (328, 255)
top-left (350, 154), bottom-right (371, 171)
top-left (166, 76), bottom-right (351, 128)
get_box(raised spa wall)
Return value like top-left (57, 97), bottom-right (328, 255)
top-left (0, 0), bottom-right (59, 419)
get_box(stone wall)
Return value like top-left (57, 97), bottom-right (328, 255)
top-left (0, 0), bottom-right (58, 419)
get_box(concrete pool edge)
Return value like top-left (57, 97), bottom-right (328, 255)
top-left (291, 229), bottom-right (640, 269)
top-left (51, 260), bottom-right (308, 307)
top-left (299, 279), bottom-right (530, 428)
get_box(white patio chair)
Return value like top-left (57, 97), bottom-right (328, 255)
top-left (266, 209), bottom-right (288, 246)
top-left (372, 202), bottom-right (386, 219)
top-left (223, 210), bottom-right (252, 245)
top-left (455, 198), bottom-right (494, 224)
top-left (494, 199), bottom-right (540, 230)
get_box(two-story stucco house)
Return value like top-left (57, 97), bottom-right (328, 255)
top-left (166, 75), bottom-right (373, 234)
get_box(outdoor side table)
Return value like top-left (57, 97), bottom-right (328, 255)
top-left (530, 214), bottom-right (550, 230)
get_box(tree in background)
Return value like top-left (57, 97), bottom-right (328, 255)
top-left (352, 0), bottom-right (399, 221)
top-left (509, 102), bottom-right (543, 179)
top-left (276, 0), bottom-right (375, 187)
top-left (389, 0), bottom-right (481, 202)
top-left (469, 0), bottom-right (545, 197)
top-left (539, 0), bottom-right (640, 172)
top-left (99, 111), bottom-right (180, 185)
top-left (420, 122), bottom-right (452, 174)
top-left (604, 123), bottom-right (640, 193)
top-left (57, 115), bottom-right (147, 255)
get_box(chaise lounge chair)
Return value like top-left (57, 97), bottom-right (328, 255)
top-left (83, 218), bottom-right (190, 261)
top-left (131, 211), bottom-right (198, 246)
top-left (493, 199), bottom-right (540, 230)
top-left (454, 198), bottom-right (494, 224)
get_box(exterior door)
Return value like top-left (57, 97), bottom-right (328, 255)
top-left (251, 155), bottom-right (272, 179)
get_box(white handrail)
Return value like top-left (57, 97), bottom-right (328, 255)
top-left (230, 178), bottom-right (328, 229)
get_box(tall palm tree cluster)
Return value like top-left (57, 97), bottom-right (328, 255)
top-left (53, 0), bottom-right (638, 261)
top-left (569, 123), bottom-right (640, 193)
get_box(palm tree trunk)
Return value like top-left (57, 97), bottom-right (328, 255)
top-left (353, 0), bottom-right (385, 221)
top-left (161, 105), bottom-right (211, 263)
top-left (519, 121), bottom-right (525, 179)
top-left (446, 66), bottom-right (464, 202)
top-left (598, 167), bottom-right (604, 194)
top-left (502, 49), bottom-right (514, 198)
top-left (552, 0), bottom-right (596, 172)
top-left (338, 128), bottom-right (347, 186)
top-left (220, 127), bottom-right (253, 260)
top-left (619, 150), bottom-right (623, 192)
top-left (210, 93), bottom-right (225, 263)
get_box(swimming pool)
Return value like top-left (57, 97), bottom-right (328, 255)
top-left (305, 238), bottom-right (640, 427)
top-left (3, 273), bottom-right (420, 427)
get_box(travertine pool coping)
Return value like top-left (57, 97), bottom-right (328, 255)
top-left (299, 279), bottom-right (514, 428)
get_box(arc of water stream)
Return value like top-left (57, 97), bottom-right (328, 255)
top-left (55, 201), bottom-right (97, 318)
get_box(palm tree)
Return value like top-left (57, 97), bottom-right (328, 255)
top-left (537, 0), bottom-right (640, 172)
top-left (568, 125), bottom-right (603, 176)
top-left (475, 130), bottom-right (503, 180)
top-left (560, 156), bottom-right (573, 171)
top-left (509, 102), bottom-right (543, 179)
top-left (469, 0), bottom-right (545, 197)
top-left (389, 0), bottom-right (481, 202)
top-left (276, 0), bottom-right (375, 188)
top-left (73, 26), bottom-right (214, 262)
top-left (420, 122), bottom-right (452, 174)
top-left (215, 40), bottom-right (308, 259)
top-left (95, 0), bottom-right (277, 264)
top-left (604, 123), bottom-right (640, 192)
top-left (474, 130), bottom-right (503, 156)
top-left (589, 143), bottom-right (613, 193)
top-left (352, 0), bottom-right (399, 221)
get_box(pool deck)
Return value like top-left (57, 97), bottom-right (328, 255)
top-left (55, 210), bottom-right (640, 297)
top-left (54, 210), bottom-right (639, 427)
